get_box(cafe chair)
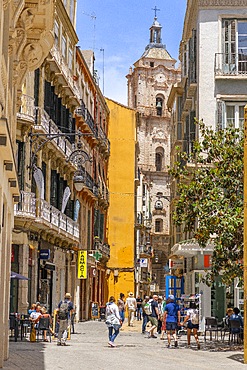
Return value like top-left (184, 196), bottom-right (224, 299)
top-left (228, 320), bottom-right (243, 344)
top-left (36, 317), bottom-right (52, 342)
top-left (204, 317), bottom-right (220, 341)
top-left (220, 317), bottom-right (230, 342)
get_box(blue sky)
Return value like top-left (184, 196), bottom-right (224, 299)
top-left (76, 1), bottom-right (187, 105)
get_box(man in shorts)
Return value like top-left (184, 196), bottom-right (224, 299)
top-left (164, 294), bottom-right (180, 348)
top-left (147, 295), bottom-right (159, 338)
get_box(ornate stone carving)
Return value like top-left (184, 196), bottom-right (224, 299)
top-left (23, 42), bottom-right (43, 70)
top-left (3, 0), bottom-right (11, 10)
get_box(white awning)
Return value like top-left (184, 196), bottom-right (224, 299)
top-left (171, 239), bottom-right (214, 258)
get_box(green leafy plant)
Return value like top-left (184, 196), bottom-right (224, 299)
top-left (169, 121), bottom-right (243, 286)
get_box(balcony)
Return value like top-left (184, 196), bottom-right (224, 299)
top-left (139, 245), bottom-right (153, 258)
top-left (34, 107), bottom-right (73, 159)
top-left (17, 95), bottom-right (35, 124)
top-left (14, 191), bottom-right (79, 242)
top-left (98, 183), bottom-right (109, 209)
top-left (91, 237), bottom-right (110, 260)
top-left (75, 102), bottom-right (98, 142)
top-left (139, 107), bottom-right (171, 118)
top-left (98, 126), bottom-right (110, 157)
top-left (48, 46), bottom-right (80, 104)
top-left (215, 53), bottom-right (247, 77)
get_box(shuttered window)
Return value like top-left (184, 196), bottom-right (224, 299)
top-left (16, 141), bottom-right (25, 191)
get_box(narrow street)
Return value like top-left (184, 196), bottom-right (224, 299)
top-left (5, 320), bottom-right (244, 370)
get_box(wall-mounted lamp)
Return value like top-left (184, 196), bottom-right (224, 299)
top-left (114, 269), bottom-right (119, 277)
top-left (106, 269), bottom-right (111, 275)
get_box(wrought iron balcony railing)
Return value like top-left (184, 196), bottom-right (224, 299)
top-left (14, 191), bottom-right (79, 240)
top-left (139, 245), bottom-right (152, 256)
top-left (215, 53), bottom-right (247, 76)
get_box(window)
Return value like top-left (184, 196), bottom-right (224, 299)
top-left (61, 35), bottom-right (67, 60)
top-left (155, 219), bottom-right (163, 233)
top-left (217, 101), bottom-right (245, 129)
top-left (155, 153), bottom-right (162, 171)
top-left (223, 19), bottom-right (247, 73)
top-left (156, 97), bottom-right (163, 116)
top-left (54, 20), bottom-right (59, 47)
top-left (68, 47), bottom-right (73, 70)
top-left (226, 103), bottom-right (244, 129)
top-left (150, 62), bottom-right (154, 67)
top-left (155, 147), bottom-right (164, 171)
top-left (70, 0), bottom-right (75, 22)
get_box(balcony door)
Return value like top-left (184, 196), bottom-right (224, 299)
top-left (223, 19), bottom-right (247, 74)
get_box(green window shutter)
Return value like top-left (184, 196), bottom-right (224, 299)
top-left (34, 69), bottom-right (40, 106)
top-left (50, 170), bottom-right (57, 207)
top-left (216, 100), bottom-right (226, 130)
top-left (100, 213), bottom-right (104, 241)
top-left (17, 141), bottom-right (25, 191)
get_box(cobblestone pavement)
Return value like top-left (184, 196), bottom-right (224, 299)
top-left (4, 319), bottom-right (245, 370)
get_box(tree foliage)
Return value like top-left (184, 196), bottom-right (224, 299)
top-left (169, 121), bottom-right (243, 286)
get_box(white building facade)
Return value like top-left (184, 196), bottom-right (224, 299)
top-left (168, 0), bottom-right (247, 322)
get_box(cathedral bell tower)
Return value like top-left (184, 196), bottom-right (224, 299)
top-left (126, 10), bottom-right (180, 296)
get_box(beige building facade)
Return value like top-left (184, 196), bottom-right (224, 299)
top-left (0, 0), bottom-right (55, 367)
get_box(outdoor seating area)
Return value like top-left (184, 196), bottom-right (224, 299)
top-left (9, 314), bottom-right (31, 342)
top-left (203, 316), bottom-right (243, 345)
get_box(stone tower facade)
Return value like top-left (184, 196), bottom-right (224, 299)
top-left (126, 15), bottom-right (180, 295)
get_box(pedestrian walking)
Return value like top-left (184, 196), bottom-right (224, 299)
top-left (182, 301), bottom-right (200, 349)
top-left (160, 296), bottom-right (167, 340)
top-left (157, 296), bottom-right (163, 334)
top-left (146, 294), bottom-right (159, 339)
top-left (164, 295), bottom-right (180, 348)
top-left (105, 296), bottom-right (122, 347)
top-left (117, 293), bottom-right (125, 322)
top-left (57, 292), bottom-right (74, 346)
top-left (125, 292), bottom-right (137, 326)
top-left (136, 296), bottom-right (143, 321)
top-left (141, 296), bottom-right (150, 334)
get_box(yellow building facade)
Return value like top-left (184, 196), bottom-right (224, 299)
top-left (105, 98), bottom-right (137, 300)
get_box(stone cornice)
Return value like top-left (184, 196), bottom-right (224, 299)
top-left (199, 0), bottom-right (247, 6)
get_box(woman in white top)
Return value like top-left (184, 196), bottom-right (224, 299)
top-left (105, 296), bottom-right (122, 347)
top-left (182, 301), bottom-right (200, 349)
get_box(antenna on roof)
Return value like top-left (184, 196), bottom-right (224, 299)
top-left (82, 11), bottom-right (97, 50)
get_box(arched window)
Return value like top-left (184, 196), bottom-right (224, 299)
top-left (156, 97), bottom-right (163, 116)
top-left (155, 153), bottom-right (162, 171)
top-left (155, 219), bottom-right (163, 232)
top-left (155, 147), bottom-right (164, 171)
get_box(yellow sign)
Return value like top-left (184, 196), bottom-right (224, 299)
top-left (78, 250), bottom-right (87, 279)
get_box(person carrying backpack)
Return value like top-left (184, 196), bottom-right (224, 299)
top-left (141, 296), bottom-right (150, 334)
top-left (57, 292), bottom-right (74, 346)
top-left (182, 301), bottom-right (200, 349)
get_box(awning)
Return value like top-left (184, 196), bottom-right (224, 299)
top-left (170, 239), bottom-right (214, 258)
top-left (11, 271), bottom-right (29, 280)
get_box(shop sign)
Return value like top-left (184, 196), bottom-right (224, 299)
top-left (78, 250), bottom-right (87, 279)
top-left (40, 249), bottom-right (50, 260)
top-left (140, 258), bottom-right (148, 268)
top-left (169, 259), bottom-right (183, 269)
